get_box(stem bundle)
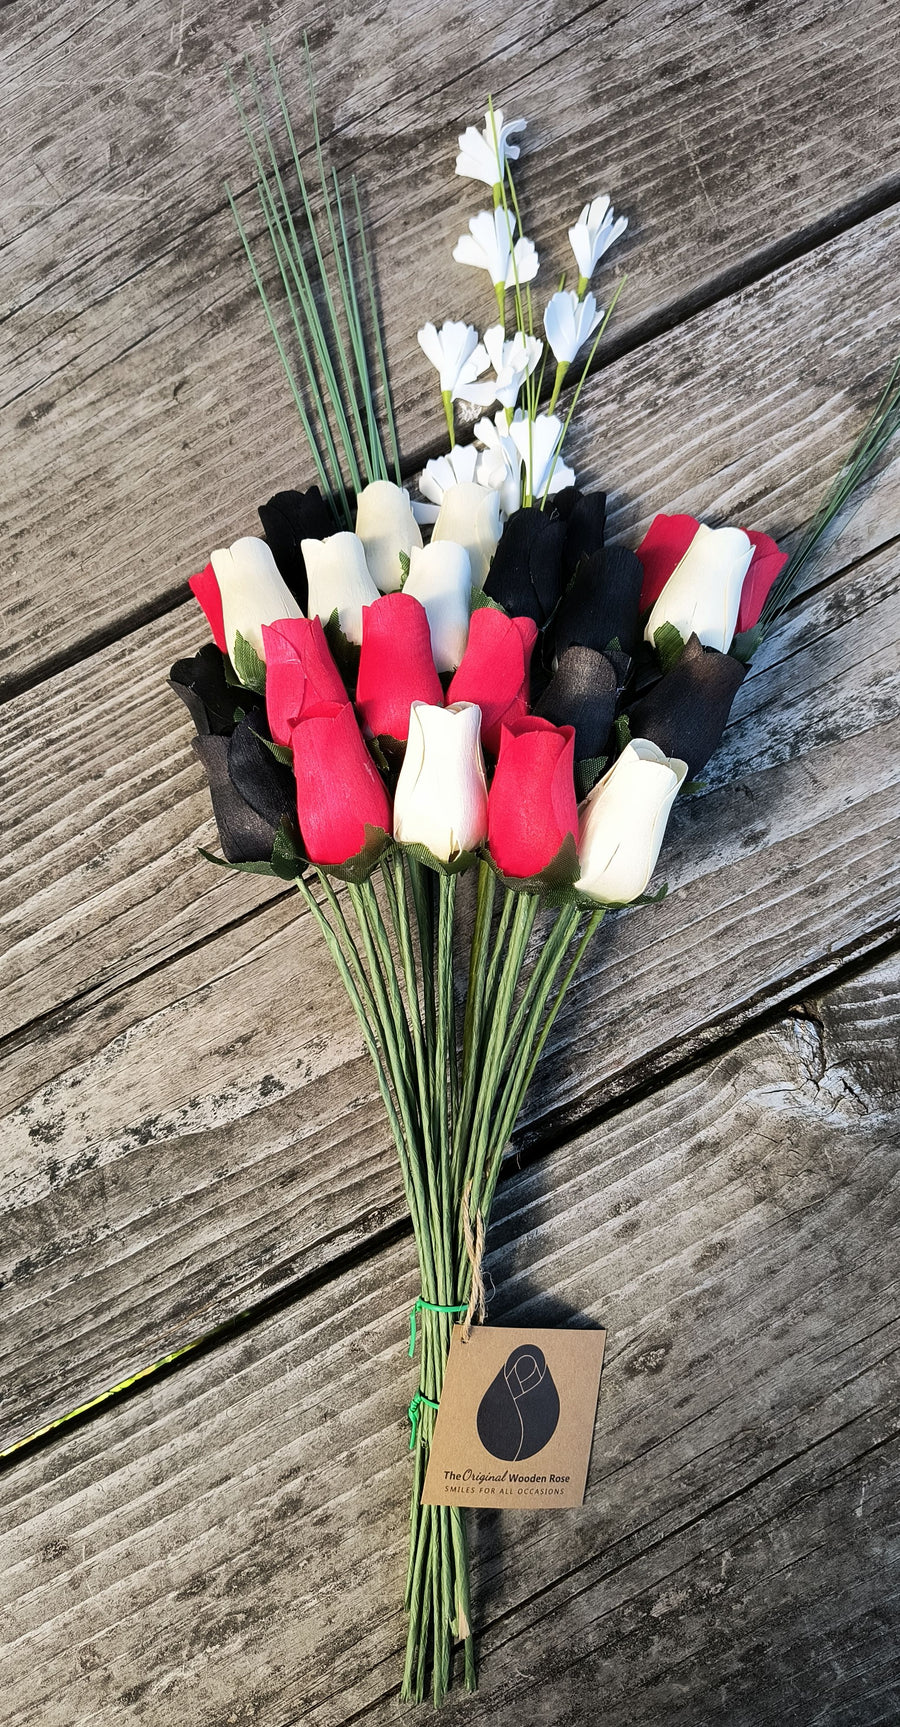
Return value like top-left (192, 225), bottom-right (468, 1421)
top-left (295, 856), bottom-right (603, 1703)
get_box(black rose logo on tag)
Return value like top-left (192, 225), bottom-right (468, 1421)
top-left (476, 1344), bottom-right (560, 1461)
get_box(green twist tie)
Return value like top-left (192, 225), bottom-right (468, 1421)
top-left (408, 1297), bottom-right (468, 1357)
top-left (407, 1390), bottom-right (440, 1450)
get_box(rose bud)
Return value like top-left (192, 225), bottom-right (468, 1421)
top-left (447, 608), bottom-right (538, 755)
top-left (262, 616), bottom-right (348, 747)
top-left (209, 537), bottom-right (304, 663)
top-left (431, 481), bottom-right (502, 588)
top-left (553, 486), bottom-right (608, 582)
top-left (736, 530), bottom-right (788, 633)
top-left (636, 513), bottom-right (700, 611)
top-left (193, 714), bottom-right (295, 864)
top-left (488, 715), bottom-right (578, 878)
top-left (553, 544), bottom-right (644, 658)
top-left (644, 523), bottom-right (754, 655)
top-left (188, 560), bottom-right (228, 653)
top-left (394, 701), bottom-right (489, 861)
top-left (404, 540), bottom-right (472, 672)
top-left (356, 593), bottom-right (444, 742)
top-left (483, 505), bottom-right (566, 625)
top-left (170, 642), bottom-right (253, 737)
top-left (535, 646), bottom-right (618, 762)
top-left (302, 531), bottom-right (380, 646)
top-left (626, 632), bottom-right (747, 778)
top-left (258, 485), bottom-right (334, 610)
top-left (355, 480), bottom-right (424, 594)
top-left (577, 739), bottom-right (687, 904)
top-left (637, 514), bottom-right (788, 632)
top-left (290, 700), bottom-right (392, 865)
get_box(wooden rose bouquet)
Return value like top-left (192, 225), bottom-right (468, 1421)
top-left (168, 42), bottom-right (900, 1707)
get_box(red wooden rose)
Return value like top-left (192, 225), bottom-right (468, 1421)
top-left (188, 560), bottom-right (227, 654)
top-left (262, 616), bottom-right (347, 746)
top-left (355, 593), bottom-right (444, 741)
top-left (446, 608), bottom-right (538, 755)
top-left (487, 715), bottom-right (578, 877)
top-left (290, 700), bottom-right (392, 864)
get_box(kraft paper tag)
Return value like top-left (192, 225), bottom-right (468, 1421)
top-left (421, 1324), bottom-right (606, 1510)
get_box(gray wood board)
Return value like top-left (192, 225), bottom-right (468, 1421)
top-left (3, 207), bottom-right (899, 1043)
top-left (1, 954), bottom-right (897, 1725)
top-left (2, 0), bottom-right (899, 688)
top-left (2, 535), bottom-right (899, 1450)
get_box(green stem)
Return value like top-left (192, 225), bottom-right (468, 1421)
top-left (547, 358), bottom-right (568, 414)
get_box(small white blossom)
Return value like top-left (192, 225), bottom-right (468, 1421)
top-left (474, 411), bottom-right (523, 517)
top-left (415, 444), bottom-right (482, 524)
top-left (568, 194), bottom-right (627, 283)
top-left (417, 320), bottom-right (490, 399)
top-left (508, 411), bottom-right (575, 500)
top-left (453, 208), bottom-right (539, 291)
top-left (543, 290), bottom-right (603, 364)
top-left (457, 325), bottom-right (543, 411)
top-left (455, 108), bottom-right (526, 189)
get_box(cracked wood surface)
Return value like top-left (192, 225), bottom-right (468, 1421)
top-left (1, 0), bottom-right (899, 688)
top-left (1, 956), bottom-right (897, 1726)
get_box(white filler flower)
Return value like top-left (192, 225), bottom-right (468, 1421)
top-left (455, 109), bottom-right (526, 189)
top-left (415, 445), bottom-right (482, 524)
top-left (577, 740), bottom-right (687, 904)
top-left (302, 531), bottom-right (380, 645)
top-left (210, 537), bottom-right (303, 662)
top-left (568, 195), bottom-right (628, 286)
top-left (394, 701), bottom-right (489, 860)
top-left (508, 412), bottom-right (575, 500)
top-left (644, 523), bottom-right (754, 654)
top-left (457, 325), bottom-right (543, 410)
top-left (453, 208), bottom-right (539, 291)
top-left (417, 320), bottom-right (490, 400)
top-left (543, 290), bottom-right (602, 365)
top-left (474, 411), bottom-right (523, 517)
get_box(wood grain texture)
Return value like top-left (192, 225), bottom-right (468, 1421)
top-left (3, 207), bottom-right (899, 1044)
top-left (1, 0), bottom-right (899, 688)
top-left (1, 956), bottom-right (897, 1726)
top-left (2, 532), bottom-right (899, 1449)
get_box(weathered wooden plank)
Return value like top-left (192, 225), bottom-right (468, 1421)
top-left (2, 535), bottom-right (899, 1450)
top-left (2, 0), bottom-right (899, 687)
top-left (2, 207), bottom-right (899, 1042)
top-left (1, 956), bottom-right (897, 1724)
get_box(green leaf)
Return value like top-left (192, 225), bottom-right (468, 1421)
top-left (469, 587), bottom-right (504, 613)
top-left (398, 550), bottom-right (410, 581)
top-left (317, 824), bottom-right (394, 884)
top-left (575, 755), bottom-right (607, 800)
top-left (571, 877), bottom-right (669, 913)
top-left (270, 816), bottom-right (308, 881)
top-left (256, 732), bottom-right (294, 767)
top-left (680, 779), bottom-right (707, 796)
top-left (397, 841), bottom-right (478, 878)
top-left (483, 831), bottom-right (582, 904)
top-left (198, 846), bottom-right (275, 876)
top-left (613, 713), bottom-right (632, 754)
top-left (652, 621), bottom-right (686, 674)
top-left (232, 631), bottom-right (267, 694)
top-left (730, 626), bottom-right (762, 665)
